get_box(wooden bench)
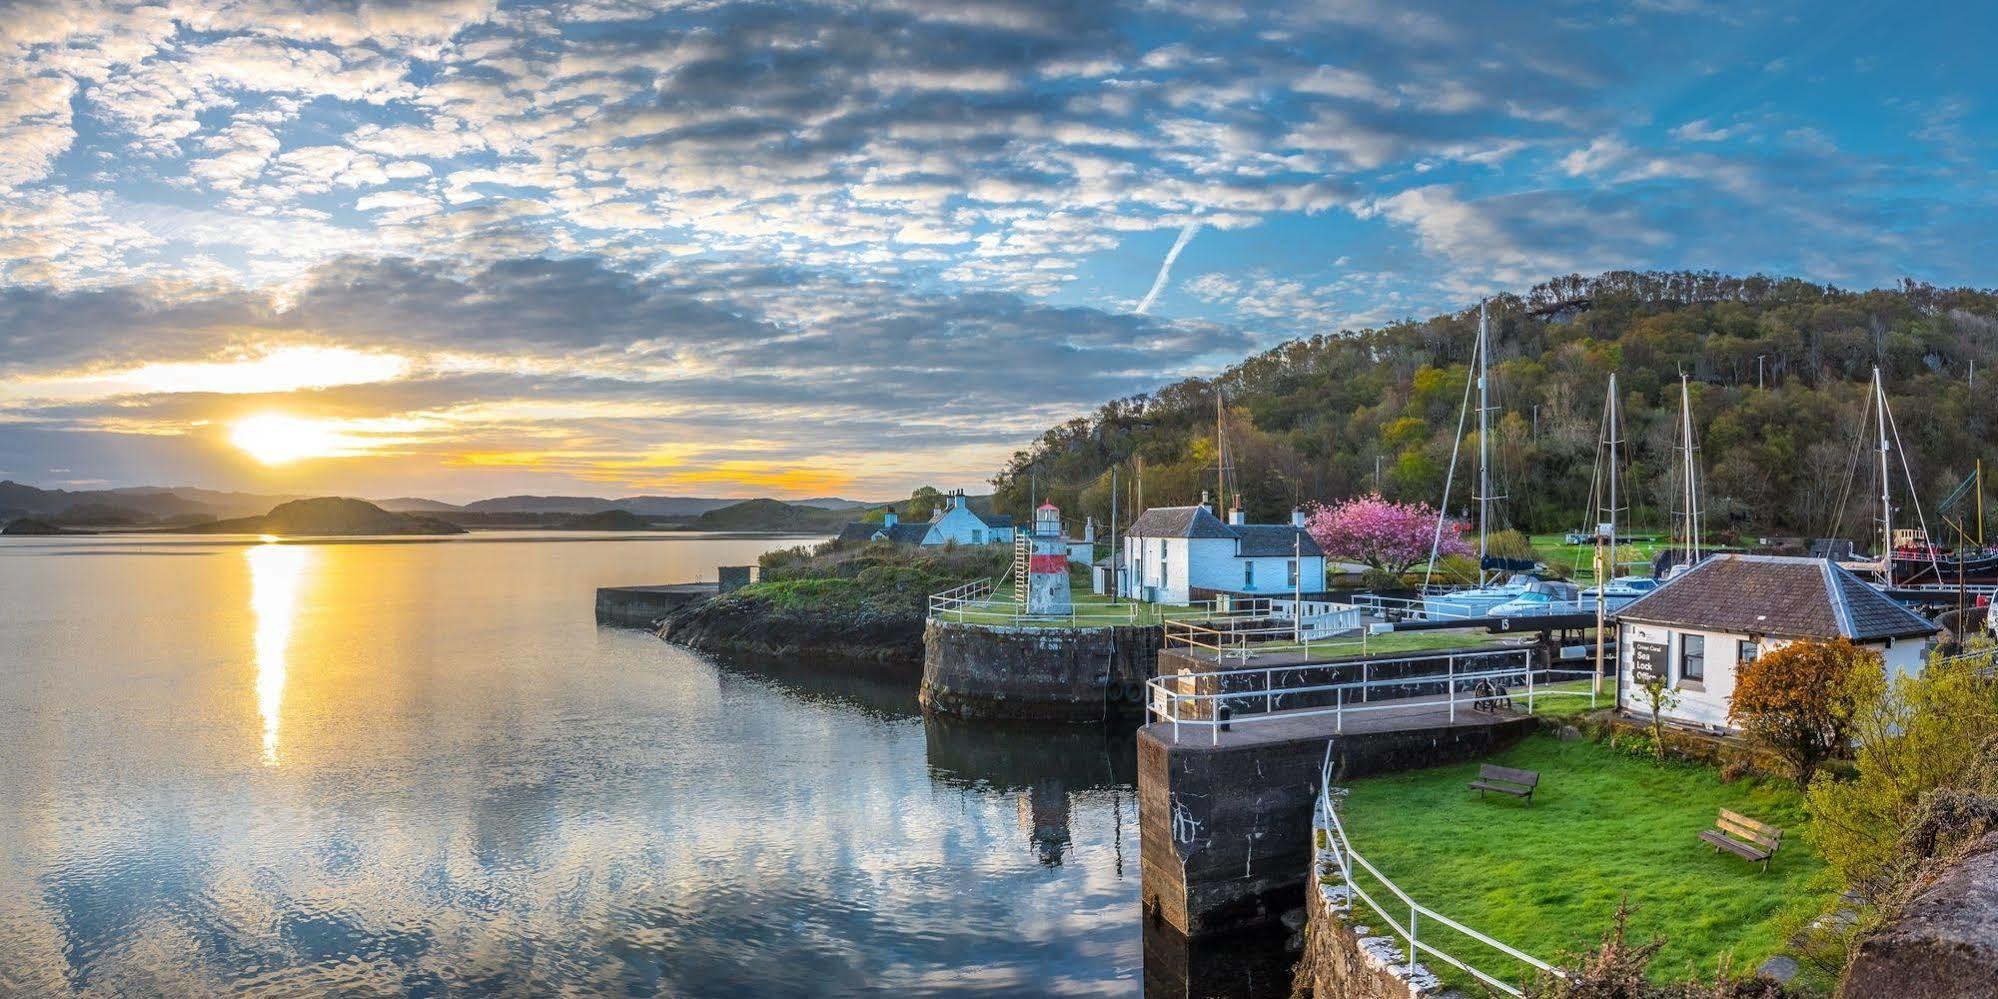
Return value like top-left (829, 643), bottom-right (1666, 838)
top-left (1699, 809), bottom-right (1782, 871)
top-left (1467, 764), bottom-right (1539, 806)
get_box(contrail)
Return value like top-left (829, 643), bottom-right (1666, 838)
top-left (1135, 220), bottom-right (1201, 315)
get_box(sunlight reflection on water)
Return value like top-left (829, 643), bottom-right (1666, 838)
top-left (247, 542), bottom-right (310, 766)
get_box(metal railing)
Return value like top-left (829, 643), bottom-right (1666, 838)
top-left (1349, 592), bottom-right (1482, 623)
top-left (928, 578), bottom-right (995, 618)
top-left (1317, 745), bottom-right (1565, 996)
top-left (1148, 653), bottom-right (1600, 744)
top-left (927, 584), bottom-right (1264, 628)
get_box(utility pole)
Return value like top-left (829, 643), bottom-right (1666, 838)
top-left (1757, 354), bottom-right (1766, 389)
top-left (1109, 465), bottom-right (1119, 603)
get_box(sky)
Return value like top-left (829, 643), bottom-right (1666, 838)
top-left (1, 0), bottom-right (1994, 503)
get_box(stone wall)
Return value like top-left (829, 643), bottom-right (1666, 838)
top-left (920, 620), bottom-right (1162, 721)
top-left (1841, 831), bottom-right (1998, 998)
top-left (1295, 825), bottom-right (1438, 999)
top-left (1137, 715), bottom-right (1536, 938)
top-left (594, 583), bottom-right (717, 628)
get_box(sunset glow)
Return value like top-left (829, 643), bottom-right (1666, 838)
top-left (229, 414), bottom-right (363, 465)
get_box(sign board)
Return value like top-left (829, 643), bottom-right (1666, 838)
top-left (1631, 641), bottom-right (1669, 683)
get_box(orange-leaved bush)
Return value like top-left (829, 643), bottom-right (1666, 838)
top-left (1727, 637), bottom-right (1875, 783)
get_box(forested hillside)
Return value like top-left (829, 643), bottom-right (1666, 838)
top-left (992, 272), bottom-right (1998, 544)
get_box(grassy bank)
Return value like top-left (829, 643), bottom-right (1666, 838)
top-left (1336, 733), bottom-right (1829, 988)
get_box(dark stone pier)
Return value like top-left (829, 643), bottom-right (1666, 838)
top-left (1138, 695), bottom-right (1535, 939)
top-left (594, 583), bottom-right (719, 628)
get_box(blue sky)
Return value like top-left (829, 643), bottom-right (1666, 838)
top-left (1, 0), bottom-right (1993, 501)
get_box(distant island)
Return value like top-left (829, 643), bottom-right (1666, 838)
top-left (181, 497), bottom-right (465, 536)
top-left (1, 481), bottom-right (887, 536)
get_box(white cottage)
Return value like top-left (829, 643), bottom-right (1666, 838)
top-left (834, 490), bottom-right (1014, 547)
top-left (923, 490), bottom-right (1015, 546)
top-left (1614, 554), bottom-right (1937, 732)
top-left (1120, 497), bottom-right (1326, 605)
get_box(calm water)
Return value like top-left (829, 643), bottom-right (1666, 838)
top-left (0, 533), bottom-right (1156, 996)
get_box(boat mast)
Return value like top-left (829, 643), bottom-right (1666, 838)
top-left (1594, 372), bottom-right (1621, 696)
top-left (1476, 300), bottom-right (1491, 584)
top-left (1679, 374), bottom-right (1700, 566)
top-left (1875, 366), bottom-right (1893, 587)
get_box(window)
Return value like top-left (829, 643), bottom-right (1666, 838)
top-left (1288, 560), bottom-right (1300, 587)
top-left (971, 529), bottom-right (983, 544)
top-left (1737, 640), bottom-right (1758, 666)
top-left (1680, 635), bottom-right (1705, 684)
top-left (1160, 542), bottom-right (1168, 587)
top-left (1244, 562), bottom-right (1256, 588)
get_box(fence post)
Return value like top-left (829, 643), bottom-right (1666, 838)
top-left (1362, 663), bottom-right (1369, 703)
top-left (1409, 909), bottom-right (1419, 975)
top-left (1448, 654), bottom-right (1456, 722)
top-left (1527, 653), bottom-right (1536, 714)
top-left (1336, 685), bottom-right (1343, 733)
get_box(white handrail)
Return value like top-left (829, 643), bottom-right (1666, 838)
top-left (1317, 745), bottom-right (1565, 996)
top-left (1150, 655), bottom-right (1600, 744)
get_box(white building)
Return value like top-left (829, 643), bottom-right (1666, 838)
top-left (1120, 497), bottom-right (1326, 605)
top-left (835, 490), bottom-right (1014, 546)
top-left (924, 490), bottom-right (1015, 546)
top-left (1614, 554), bottom-right (1937, 732)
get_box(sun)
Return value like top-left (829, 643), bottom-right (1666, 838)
top-left (230, 414), bottom-right (353, 465)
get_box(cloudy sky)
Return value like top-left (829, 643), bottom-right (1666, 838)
top-left (2, 0), bottom-right (1992, 502)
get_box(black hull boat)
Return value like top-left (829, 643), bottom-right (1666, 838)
top-left (1891, 548), bottom-right (1998, 585)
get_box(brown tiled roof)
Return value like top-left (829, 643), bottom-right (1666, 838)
top-left (1614, 554), bottom-right (1935, 641)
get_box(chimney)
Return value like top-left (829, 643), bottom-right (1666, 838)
top-left (1228, 499), bottom-right (1245, 526)
top-left (1083, 515), bottom-right (1096, 543)
top-left (1291, 505), bottom-right (1307, 528)
top-left (883, 510), bottom-right (898, 527)
top-left (1199, 490), bottom-right (1212, 513)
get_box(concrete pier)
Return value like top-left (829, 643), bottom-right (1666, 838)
top-left (1138, 696), bottom-right (1535, 939)
top-left (594, 582), bottom-right (719, 628)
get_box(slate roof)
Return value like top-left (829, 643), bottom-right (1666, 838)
top-left (1126, 505), bottom-right (1238, 540)
top-left (1232, 523), bottom-right (1325, 557)
top-left (1614, 554), bottom-right (1935, 641)
top-left (979, 513), bottom-right (1014, 529)
top-left (835, 520), bottom-right (934, 545)
top-left (1124, 505), bottom-right (1324, 557)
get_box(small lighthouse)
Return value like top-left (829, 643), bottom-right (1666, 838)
top-left (1026, 501), bottom-right (1073, 615)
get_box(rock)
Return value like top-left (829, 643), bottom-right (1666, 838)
top-left (1840, 832), bottom-right (1998, 998)
top-left (1558, 725), bottom-right (1583, 742)
top-left (1757, 955), bottom-right (1798, 983)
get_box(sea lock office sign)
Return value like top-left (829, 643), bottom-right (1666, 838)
top-left (1631, 641), bottom-right (1669, 683)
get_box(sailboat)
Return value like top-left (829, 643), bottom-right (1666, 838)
top-left (1656, 373), bottom-right (1705, 580)
top-left (1571, 372), bottom-right (1658, 610)
top-left (1421, 301), bottom-right (1536, 620)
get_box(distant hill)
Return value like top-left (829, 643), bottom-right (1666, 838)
top-left (0, 481), bottom-right (886, 525)
top-left (792, 497), bottom-right (875, 510)
top-left (1, 518), bottom-right (78, 536)
top-left (563, 509), bottom-right (652, 531)
top-left (183, 498), bottom-right (465, 536)
top-left (688, 498), bottom-right (854, 532)
top-left (376, 497), bottom-right (466, 513)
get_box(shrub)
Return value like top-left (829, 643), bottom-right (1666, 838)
top-left (1803, 653), bottom-right (1998, 895)
top-left (1727, 638), bottom-right (1872, 784)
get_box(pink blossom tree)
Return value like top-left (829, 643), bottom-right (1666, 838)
top-left (1305, 493), bottom-right (1468, 579)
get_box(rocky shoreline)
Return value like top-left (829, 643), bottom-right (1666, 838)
top-left (656, 590), bottom-right (928, 672)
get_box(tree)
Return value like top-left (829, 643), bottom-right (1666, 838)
top-left (1728, 638), bottom-right (1873, 783)
top-left (1635, 674), bottom-right (1680, 762)
top-left (1304, 493), bottom-right (1468, 584)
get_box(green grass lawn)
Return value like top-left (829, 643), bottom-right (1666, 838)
top-left (1528, 533), bottom-right (1674, 583)
top-left (1335, 734), bottom-right (1829, 990)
